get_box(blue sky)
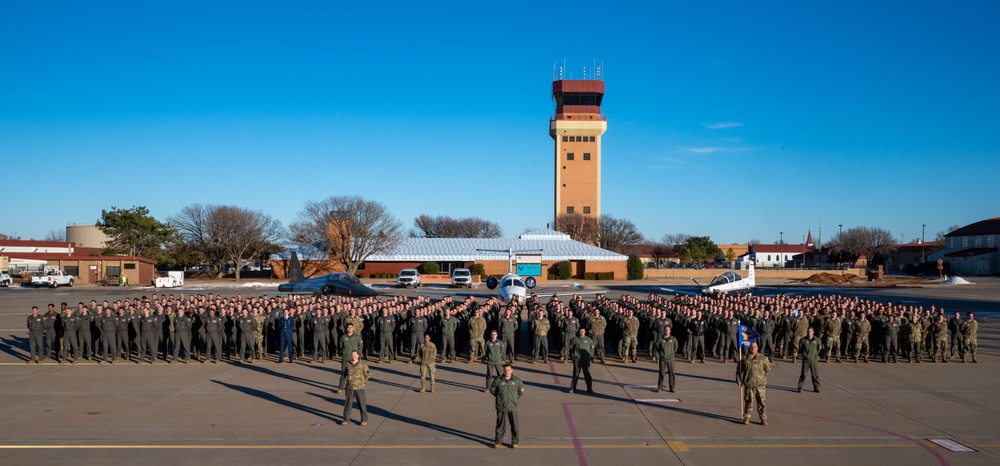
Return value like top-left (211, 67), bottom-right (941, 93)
top-left (2, 1), bottom-right (998, 246)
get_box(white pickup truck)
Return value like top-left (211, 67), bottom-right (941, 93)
top-left (0, 271), bottom-right (12, 287)
top-left (29, 270), bottom-right (75, 288)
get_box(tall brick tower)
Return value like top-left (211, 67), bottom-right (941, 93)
top-left (549, 78), bottom-right (606, 227)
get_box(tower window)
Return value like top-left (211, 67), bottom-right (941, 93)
top-left (566, 206), bottom-right (574, 214)
top-left (562, 136), bottom-right (568, 142)
top-left (567, 153), bottom-right (574, 160)
top-left (590, 136), bottom-right (595, 142)
top-left (583, 153), bottom-right (591, 160)
top-left (583, 206), bottom-right (591, 214)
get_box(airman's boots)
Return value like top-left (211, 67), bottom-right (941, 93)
top-left (420, 382), bottom-right (425, 393)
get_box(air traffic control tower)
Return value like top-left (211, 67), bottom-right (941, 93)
top-left (549, 77), bottom-right (606, 226)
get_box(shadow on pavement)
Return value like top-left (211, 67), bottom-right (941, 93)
top-left (0, 336), bottom-right (29, 361)
top-left (306, 392), bottom-right (494, 445)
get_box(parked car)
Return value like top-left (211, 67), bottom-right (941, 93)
top-left (451, 268), bottom-right (473, 288)
top-left (397, 268), bottom-right (421, 288)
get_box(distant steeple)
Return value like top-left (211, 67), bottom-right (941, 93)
top-left (806, 230), bottom-right (814, 248)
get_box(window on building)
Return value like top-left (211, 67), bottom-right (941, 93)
top-left (562, 136), bottom-right (568, 142)
top-left (583, 206), bottom-right (591, 214)
top-left (583, 153), bottom-right (591, 160)
top-left (124, 263), bottom-right (136, 270)
top-left (963, 236), bottom-right (969, 248)
top-left (567, 153), bottom-right (574, 160)
top-left (590, 136), bottom-right (595, 142)
top-left (107, 266), bottom-right (121, 277)
top-left (976, 235), bottom-right (982, 247)
top-left (767, 255), bottom-right (771, 262)
top-left (566, 206), bottom-right (574, 214)
top-left (989, 235), bottom-right (994, 248)
top-left (64, 266), bottom-right (79, 277)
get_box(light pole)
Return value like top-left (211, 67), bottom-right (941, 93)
top-left (922, 224), bottom-right (926, 264)
top-left (802, 235), bottom-right (806, 269)
top-left (779, 232), bottom-right (784, 268)
top-left (838, 224), bottom-right (843, 267)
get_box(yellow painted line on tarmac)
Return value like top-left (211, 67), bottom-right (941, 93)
top-left (666, 441), bottom-right (688, 452)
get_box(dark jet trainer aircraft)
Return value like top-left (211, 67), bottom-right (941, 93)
top-left (276, 252), bottom-right (379, 297)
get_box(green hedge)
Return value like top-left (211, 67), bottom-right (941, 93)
top-left (422, 262), bottom-right (440, 275)
top-left (627, 254), bottom-right (644, 280)
top-left (552, 261), bottom-right (572, 280)
top-left (469, 263), bottom-right (486, 276)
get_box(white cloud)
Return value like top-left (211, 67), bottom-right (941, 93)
top-left (684, 147), bottom-right (725, 155)
top-left (681, 146), bottom-right (755, 156)
top-left (702, 121), bottom-right (743, 130)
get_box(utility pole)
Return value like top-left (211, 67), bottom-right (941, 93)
top-left (922, 224), bottom-right (926, 264)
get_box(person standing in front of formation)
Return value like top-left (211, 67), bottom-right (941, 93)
top-left (419, 333), bottom-right (437, 393)
top-left (654, 326), bottom-right (678, 393)
top-left (568, 328), bottom-right (594, 394)
top-left (797, 327), bottom-right (821, 393)
top-left (490, 363), bottom-right (524, 449)
top-left (341, 350), bottom-right (370, 426)
top-left (339, 323), bottom-right (363, 392)
top-left (737, 341), bottom-right (771, 426)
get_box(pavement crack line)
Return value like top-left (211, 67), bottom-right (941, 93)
top-left (598, 363), bottom-right (685, 465)
top-left (349, 372), bottom-right (417, 465)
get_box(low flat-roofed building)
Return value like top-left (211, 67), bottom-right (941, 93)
top-left (0, 239), bottom-right (157, 285)
top-left (271, 228), bottom-right (627, 281)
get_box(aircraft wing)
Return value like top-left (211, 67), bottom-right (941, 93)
top-left (657, 287), bottom-right (700, 296)
top-left (412, 286), bottom-right (609, 299)
top-left (527, 289), bottom-right (608, 298)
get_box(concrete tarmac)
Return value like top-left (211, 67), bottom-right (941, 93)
top-left (1, 282), bottom-right (998, 465)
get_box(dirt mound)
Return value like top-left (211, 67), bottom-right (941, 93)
top-left (799, 273), bottom-right (864, 285)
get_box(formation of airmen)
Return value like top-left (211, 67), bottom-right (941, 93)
top-left (24, 290), bottom-right (981, 371)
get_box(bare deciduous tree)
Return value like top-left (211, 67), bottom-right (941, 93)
top-left (170, 204), bottom-right (283, 280)
top-left (935, 225), bottom-right (961, 242)
top-left (649, 242), bottom-right (671, 268)
top-left (831, 226), bottom-right (898, 266)
top-left (410, 215), bottom-right (503, 238)
top-left (661, 233), bottom-right (691, 250)
top-left (289, 196), bottom-right (403, 274)
top-left (555, 213), bottom-right (600, 245)
top-left (44, 229), bottom-right (66, 242)
top-left (598, 214), bottom-right (644, 253)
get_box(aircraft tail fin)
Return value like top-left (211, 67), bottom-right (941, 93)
top-left (289, 251), bottom-right (304, 283)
